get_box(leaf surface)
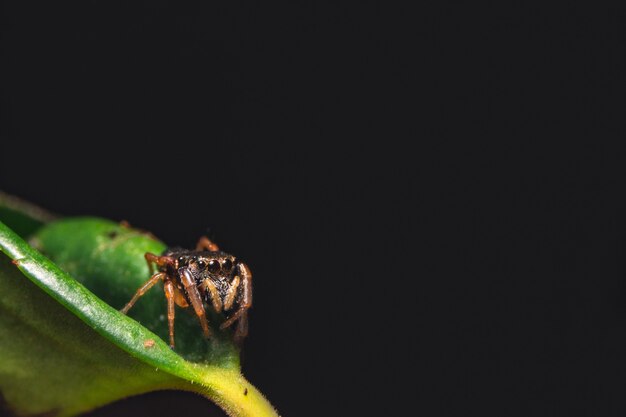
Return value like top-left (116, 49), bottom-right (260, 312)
top-left (0, 206), bottom-right (277, 417)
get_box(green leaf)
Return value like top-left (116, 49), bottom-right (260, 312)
top-left (31, 217), bottom-right (239, 365)
top-left (0, 211), bottom-right (278, 416)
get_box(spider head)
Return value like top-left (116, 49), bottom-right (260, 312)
top-left (176, 251), bottom-right (237, 280)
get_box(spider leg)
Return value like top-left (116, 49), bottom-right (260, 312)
top-left (145, 255), bottom-right (154, 274)
top-left (163, 279), bottom-right (176, 348)
top-left (173, 286), bottom-right (189, 307)
top-left (196, 236), bottom-right (219, 251)
top-left (145, 252), bottom-right (175, 274)
top-left (220, 263), bottom-right (252, 344)
top-left (180, 268), bottom-right (212, 338)
top-left (234, 312), bottom-right (248, 344)
top-left (220, 307), bottom-right (247, 329)
top-left (121, 272), bottom-right (165, 314)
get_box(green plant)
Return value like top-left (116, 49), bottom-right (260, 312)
top-left (0, 193), bottom-right (278, 417)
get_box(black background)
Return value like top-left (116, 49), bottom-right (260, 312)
top-left (2, 2), bottom-right (626, 417)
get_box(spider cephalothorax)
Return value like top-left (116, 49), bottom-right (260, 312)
top-left (121, 236), bottom-right (252, 348)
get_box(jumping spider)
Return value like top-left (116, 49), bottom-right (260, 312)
top-left (121, 236), bottom-right (252, 348)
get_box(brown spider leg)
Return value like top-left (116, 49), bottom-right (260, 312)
top-left (179, 268), bottom-right (211, 338)
top-left (145, 256), bottom-right (154, 274)
top-left (145, 253), bottom-right (175, 274)
top-left (220, 263), bottom-right (252, 343)
top-left (234, 312), bottom-right (248, 344)
top-left (173, 286), bottom-right (189, 307)
top-left (219, 306), bottom-right (248, 329)
top-left (121, 272), bottom-right (166, 314)
top-left (196, 236), bottom-right (220, 252)
top-left (163, 279), bottom-right (176, 348)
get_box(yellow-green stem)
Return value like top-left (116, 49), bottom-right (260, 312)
top-left (180, 368), bottom-right (279, 417)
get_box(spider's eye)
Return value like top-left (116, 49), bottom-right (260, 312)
top-left (197, 260), bottom-right (206, 269)
top-left (208, 259), bottom-right (220, 273)
top-left (177, 256), bottom-right (186, 265)
top-left (222, 258), bottom-right (233, 272)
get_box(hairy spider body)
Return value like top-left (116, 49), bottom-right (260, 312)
top-left (121, 236), bottom-right (252, 348)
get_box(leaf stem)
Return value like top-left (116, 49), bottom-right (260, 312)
top-left (180, 367), bottom-right (279, 417)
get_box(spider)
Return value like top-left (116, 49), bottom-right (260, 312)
top-left (121, 236), bottom-right (252, 348)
